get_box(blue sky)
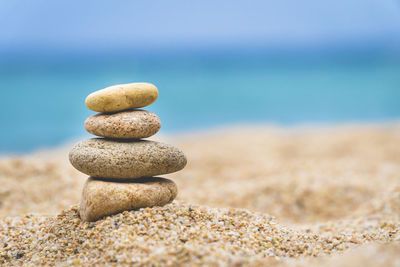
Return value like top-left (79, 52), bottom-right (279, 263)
top-left (0, 0), bottom-right (400, 51)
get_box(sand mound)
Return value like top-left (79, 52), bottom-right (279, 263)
top-left (1, 202), bottom-right (399, 266)
top-left (1, 124), bottom-right (400, 265)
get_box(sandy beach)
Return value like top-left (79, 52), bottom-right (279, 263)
top-left (1, 123), bottom-right (400, 265)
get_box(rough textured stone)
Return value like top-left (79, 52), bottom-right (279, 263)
top-left (85, 109), bottom-right (161, 139)
top-left (79, 177), bottom-right (177, 221)
top-left (69, 138), bottom-right (187, 179)
top-left (85, 82), bottom-right (158, 112)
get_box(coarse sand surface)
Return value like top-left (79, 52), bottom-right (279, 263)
top-left (1, 124), bottom-right (400, 265)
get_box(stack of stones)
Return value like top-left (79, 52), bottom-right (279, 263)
top-left (69, 82), bottom-right (187, 222)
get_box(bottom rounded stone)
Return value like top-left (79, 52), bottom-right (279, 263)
top-left (79, 177), bottom-right (177, 222)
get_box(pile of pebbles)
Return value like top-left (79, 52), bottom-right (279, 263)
top-left (69, 82), bottom-right (187, 221)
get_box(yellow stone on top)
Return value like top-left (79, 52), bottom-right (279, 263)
top-left (85, 82), bottom-right (159, 112)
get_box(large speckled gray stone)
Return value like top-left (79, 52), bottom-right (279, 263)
top-left (85, 109), bottom-right (161, 139)
top-left (79, 177), bottom-right (177, 222)
top-left (69, 138), bottom-right (187, 179)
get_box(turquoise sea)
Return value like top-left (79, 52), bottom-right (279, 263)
top-left (1, 50), bottom-right (400, 153)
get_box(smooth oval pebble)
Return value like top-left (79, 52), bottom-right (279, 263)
top-left (79, 177), bottom-right (177, 221)
top-left (69, 138), bottom-right (187, 179)
top-left (85, 82), bottom-right (158, 112)
top-left (85, 109), bottom-right (161, 139)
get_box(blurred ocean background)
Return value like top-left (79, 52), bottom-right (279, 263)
top-left (0, 0), bottom-right (400, 152)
